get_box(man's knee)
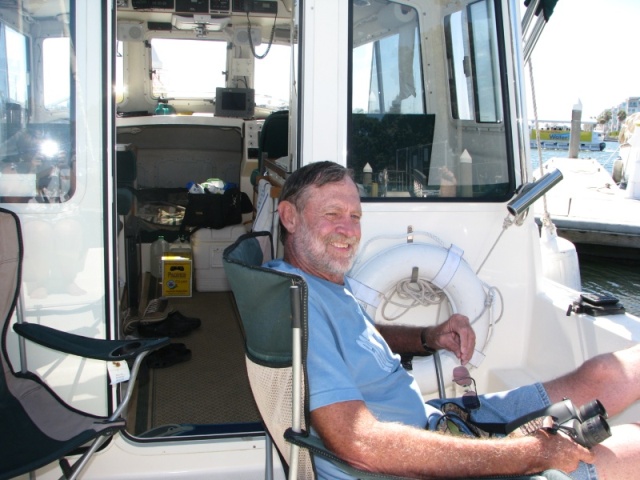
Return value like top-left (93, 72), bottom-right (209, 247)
top-left (580, 351), bottom-right (627, 383)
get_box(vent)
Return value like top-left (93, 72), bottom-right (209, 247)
top-left (117, 21), bottom-right (146, 42)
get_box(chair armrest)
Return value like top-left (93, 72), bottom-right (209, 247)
top-left (14, 322), bottom-right (169, 361)
top-left (284, 429), bottom-right (572, 480)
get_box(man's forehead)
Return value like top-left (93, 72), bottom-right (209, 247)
top-left (307, 180), bottom-right (361, 210)
top-left (309, 178), bottom-right (359, 196)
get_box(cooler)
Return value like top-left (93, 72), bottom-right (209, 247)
top-left (191, 225), bottom-right (248, 291)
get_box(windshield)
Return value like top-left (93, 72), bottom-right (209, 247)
top-left (151, 38), bottom-right (228, 99)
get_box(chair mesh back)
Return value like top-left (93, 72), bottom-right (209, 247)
top-left (224, 232), bottom-right (315, 479)
top-left (246, 360), bottom-right (314, 479)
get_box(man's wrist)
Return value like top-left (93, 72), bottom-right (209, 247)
top-left (420, 328), bottom-right (437, 354)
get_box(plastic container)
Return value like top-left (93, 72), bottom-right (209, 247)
top-left (154, 100), bottom-right (176, 115)
top-left (202, 178), bottom-right (225, 194)
top-left (150, 236), bottom-right (170, 279)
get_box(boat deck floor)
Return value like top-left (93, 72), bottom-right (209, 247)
top-left (127, 291), bottom-right (262, 438)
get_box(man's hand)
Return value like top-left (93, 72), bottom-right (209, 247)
top-left (426, 314), bottom-right (475, 364)
top-left (526, 428), bottom-right (595, 475)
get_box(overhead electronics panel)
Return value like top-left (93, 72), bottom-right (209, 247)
top-left (231, 0), bottom-right (277, 15)
top-left (124, 0), bottom-right (277, 16)
top-left (175, 0), bottom-right (209, 13)
top-left (210, 0), bottom-right (231, 14)
top-left (131, 0), bottom-right (175, 9)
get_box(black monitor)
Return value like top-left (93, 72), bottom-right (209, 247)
top-left (215, 87), bottom-right (255, 118)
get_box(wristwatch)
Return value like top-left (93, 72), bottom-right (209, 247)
top-left (420, 328), bottom-right (437, 355)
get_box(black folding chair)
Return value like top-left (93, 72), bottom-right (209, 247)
top-left (0, 207), bottom-right (169, 480)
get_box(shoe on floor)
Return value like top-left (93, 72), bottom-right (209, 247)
top-left (168, 310), bottom-right (201, 330)
top-left (146, 343), bottom-right (192, 368)
top-left (138, 317), bottom-right (194, 338)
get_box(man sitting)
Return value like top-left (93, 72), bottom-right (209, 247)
top-left (265, 160), bottom-right (640, 479)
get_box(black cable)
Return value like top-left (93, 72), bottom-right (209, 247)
top-left (245, 11), bottom-right (278, 60)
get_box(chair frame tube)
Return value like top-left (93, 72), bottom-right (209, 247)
top-left (289, 285), bottom-right (302, 479)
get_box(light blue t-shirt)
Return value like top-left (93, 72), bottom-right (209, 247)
top-left (265, 259), bottom-right (429, 479)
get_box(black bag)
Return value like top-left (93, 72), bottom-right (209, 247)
top-left (181, 188), bottom-right (252, 234)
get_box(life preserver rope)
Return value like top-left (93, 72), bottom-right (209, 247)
top-left (380, 277), bottom-right (445, 321)
top-left (348, 238), bottom-right (500, 396)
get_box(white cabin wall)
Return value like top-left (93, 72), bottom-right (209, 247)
top-left (298, 0), bottom-right (349, 166)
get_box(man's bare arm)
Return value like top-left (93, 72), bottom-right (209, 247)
top-left (311, 400), bottom-right (593, 478)
top-left (377, 313), bottom-right (476, 364)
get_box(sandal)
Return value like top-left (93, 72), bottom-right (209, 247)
top-left (146, 343), bottom-right (192, 368)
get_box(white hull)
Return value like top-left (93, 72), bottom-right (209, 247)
top-left (31, 435), bottom-right (285, 479)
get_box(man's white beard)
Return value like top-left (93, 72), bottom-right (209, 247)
top-left (294, 218), bottom-right (359, 278)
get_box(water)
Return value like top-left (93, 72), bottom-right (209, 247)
top-left (530, 141), bottom-right (622, 172)
top-left (531, 142), bottom-right (640, 317)
top-left (580, 256), bottom-right (640, 317)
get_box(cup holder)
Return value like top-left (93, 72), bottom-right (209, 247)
top-left (111, 341), bottom-right (142, 358)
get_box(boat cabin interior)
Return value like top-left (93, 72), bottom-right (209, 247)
top-left (0, 0), bottom-right (638, 478)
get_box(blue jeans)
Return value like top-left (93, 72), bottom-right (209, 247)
top-left (426, 383), bottom-right (598, 480)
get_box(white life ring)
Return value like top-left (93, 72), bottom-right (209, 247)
top-left (348, 242), bottom-right (492, 396)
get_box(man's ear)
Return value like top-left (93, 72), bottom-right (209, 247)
top-left (278, 200), bottom-right (298, 233)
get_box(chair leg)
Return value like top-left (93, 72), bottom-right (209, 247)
top-left (265, 434), bottom-right (274, 480)
top-left (288, 444), bottom-right (300, 480)
top-left (63, 353), bottom-right (151, 479)
top-left (64, 434), bottom-right (112, 480)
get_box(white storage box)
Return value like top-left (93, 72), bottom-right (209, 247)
top-left (191, 225), bottom-right (248, 291)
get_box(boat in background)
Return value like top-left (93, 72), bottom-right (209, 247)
top-left (534, 114), bottom-right (640, 259)
top-left (530, 121), bottom-right (606, 151)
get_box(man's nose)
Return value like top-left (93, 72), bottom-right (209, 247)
top-left (335, 215), bottom-right (360, 238)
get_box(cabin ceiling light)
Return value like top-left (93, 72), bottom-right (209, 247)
top-left (171, 14), bottom-right (230, 33)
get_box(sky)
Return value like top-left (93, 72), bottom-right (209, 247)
top-left (523, 0), bottom-right (639, 123)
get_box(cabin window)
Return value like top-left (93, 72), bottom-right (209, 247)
top-left (348, 0), bottom-right (512, 201)
top-left (4, 26), bottom-right (29, 107)
top-left (445, 0), bottom-right (503, 123)
top-left (150, 38), bottom-right (227, 99)
top-left (43, 37), bottom-right (71, 112)
top-left (0, 3), bottom-right (76, 204)
top-left (349, 1), bottom-right (430, 198)
top-left (351, 7), bottom-right (423, 115)
top-left (254, 44), bottom-right (291, 112)
top-left (115, 40), bottom-right (125, 104)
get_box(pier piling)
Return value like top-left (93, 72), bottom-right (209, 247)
top-left (569, 100), bottom-right (582, 158)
